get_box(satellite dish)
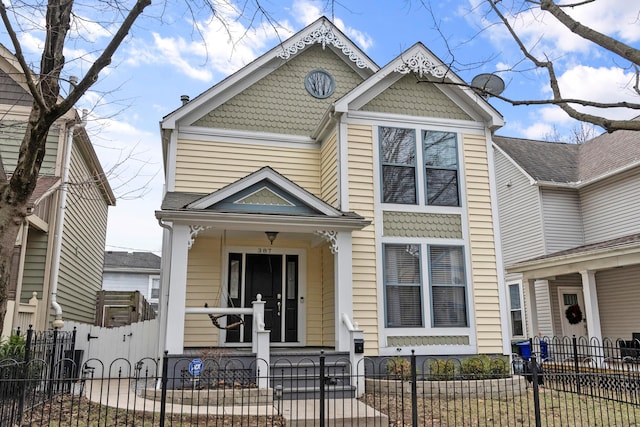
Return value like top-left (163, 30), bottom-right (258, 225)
top-left (471, 73), bottom-right (505, 98)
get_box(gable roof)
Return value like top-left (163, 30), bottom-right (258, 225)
top-left (161, 17), bottom-right (378, 130)
top-left (104, 251), bottom-right (161, 271)
top-left (494, 130), bottom-right (640, 187)
top-left (157, 166), bottom-right (369, 232)
top-left (493, 135), bottom-right (579, 184)
top-left (333, 42), bottom-right (504, 130)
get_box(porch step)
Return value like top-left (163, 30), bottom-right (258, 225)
top-left (270, 352), bottom-right (354, 400)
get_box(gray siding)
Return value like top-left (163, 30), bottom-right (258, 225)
top-left (102, 272), bottom-right (151, 297)
top-left (0, 69), bottom-right (32, 107)
top-left (596, 266), bottom-right (640, 340)
top-left (0, 121), bottom-right (60, 175)
top-left (540, 187), bottom-right (584, 253)
top-left (494, 149), bottom-right (545, 265)
top-left (56, 141), bottom-right (109, 324)
top-left (20, 229), bottom-right (48, 303)
top-left (580, 167), bottom-right (640, 244)
top-left (533, 280), bottom-right (554, 337)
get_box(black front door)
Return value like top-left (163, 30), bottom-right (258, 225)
top-left (225, 253), bottom-right (298, 344)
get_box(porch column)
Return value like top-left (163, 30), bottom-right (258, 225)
top-left (525, 279), bottom-right (539, 338)
top-left (165, 224), bottom-right (190, 355)
top-left (580, 270), bottom-right (602, 341)
top-left (335, 231), bottom-right (354, 352)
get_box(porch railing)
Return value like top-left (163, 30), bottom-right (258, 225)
top-left (184, 294), bottom-right (270, 388)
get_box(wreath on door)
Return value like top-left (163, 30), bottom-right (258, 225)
top-left (565, 303), bottom-right (583, 325)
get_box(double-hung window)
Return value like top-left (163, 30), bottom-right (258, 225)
top-left (508, 283), bottom-right (524, 337)
top-left (423, 131), bottom-right (459, 206)
top-left (380, 127), bottom-right (417, 204)
top-left (384, 244), bottom-right (423, 327)
top-left (429, 246), bottom-right (467, 327)
top-left (380, 126), bottom-right (460, 207)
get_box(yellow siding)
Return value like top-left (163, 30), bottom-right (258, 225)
top-left (175, 139), bottom-right (322, 197)
top-left (306, 245), bottom-right (324, 346)
top-left (183, 235), bottom-right (329, 347)
top-left (462, 134), bottom-right (503, 354)
top-left (322, 244), bottom-right (335, 346)
top-left (347, 124), bottom-right (378, 354)
top-left (184, 237), bottom-right (222, 348)
top-left (320, 132), bottom-right (339, 206)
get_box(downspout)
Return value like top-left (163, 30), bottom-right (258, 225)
top-left (49, 106), bottom-right (88, 329)
top-left (156, 218), bottom-right (173, 365)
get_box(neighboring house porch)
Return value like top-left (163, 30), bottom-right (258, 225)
top-left (507, 234), bottom-right (640, 342)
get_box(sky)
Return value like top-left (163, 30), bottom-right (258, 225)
top-left (2, 0), bottom-right (639, 254)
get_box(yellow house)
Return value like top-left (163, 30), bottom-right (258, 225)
top-left (156, 17), bottom-right (508, 359)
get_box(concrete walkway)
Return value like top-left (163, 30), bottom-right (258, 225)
top-left (83, 379), bottom-right (388, 425)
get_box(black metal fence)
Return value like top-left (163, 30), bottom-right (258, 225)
top-left (2, 335), bottom-right (640, 426)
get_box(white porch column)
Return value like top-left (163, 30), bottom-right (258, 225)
top-left (525, 279), bottom-right (539, 337)
top-left (165, 224), bottom-right (190, 355)
top-left (335, 231), bottom-right (354, 352)
top-left (580, 270), bottom-right (602, 341)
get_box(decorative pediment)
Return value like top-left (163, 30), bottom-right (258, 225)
top-left (187, 166), bottom-right (345, 217)
top-left (277, 21), bottom-right (370, 69)
top-left (235, 187), bottom-right (295, 207)
top-left (393, 51), bottom-right (447, 79)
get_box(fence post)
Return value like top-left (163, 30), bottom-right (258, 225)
top-left (411, 350), bottom-right (418, 427)
top-left (572, 335), bottom-right (581, 395)
top-left (159, 351), bottom-right (168, 427)
top-left (47, 328), bottom-right (58, 397)
top-left (17, 326), bottom-right (33, 424)
top-left (531, 355), bottom-right (542, 427)
top-left (319, 350), bottom-right (325, 427)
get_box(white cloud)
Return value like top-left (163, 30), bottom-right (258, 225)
top-left (520, 121), bottom-right (554, 140)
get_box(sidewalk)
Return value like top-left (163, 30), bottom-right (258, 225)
top-left (83, 378), bottom-right (388, 425)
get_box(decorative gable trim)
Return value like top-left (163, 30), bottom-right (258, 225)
top-left (393, 51), bottom-right (447, 79)
top-left (161, 17), bottom-right (377, 130)
top-left (334, 43), bottom-right (504, 129)
top-left (277, 21), bottom-right (370, 69)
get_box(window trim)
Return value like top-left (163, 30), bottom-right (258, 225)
top-left (508, 282), bottom-right (525, 339)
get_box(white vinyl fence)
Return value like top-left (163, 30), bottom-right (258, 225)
top-left (62, 319), bottom-right (159, 377)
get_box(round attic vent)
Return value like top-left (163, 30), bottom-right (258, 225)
top-left (304, 69), bottom-right (335, 99)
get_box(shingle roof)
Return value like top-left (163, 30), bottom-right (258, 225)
top-left (522, 233), bottom-right (640, 263)
top-left (104, 251), bottom-right (161, 270)
top-left (493, 135), bottom-right (579, 183)
top-left (494, 129), bottom-right (640, 184)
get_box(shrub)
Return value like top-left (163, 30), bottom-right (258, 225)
top-left (386, 356), bottom-right (411, 380)
top-left (428, 359), bottom-right (455, 380)
top-left (0, 334), bottom-right (26, 360)
top-left (460, 355), bottom-right (510, 380)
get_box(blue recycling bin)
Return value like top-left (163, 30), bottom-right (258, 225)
top-left (540, 340), bottom-right (548, 360)
top-left (516, 341), bottom-right (531, 360)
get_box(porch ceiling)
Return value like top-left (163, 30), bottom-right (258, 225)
top-left (506, 234), bottom-right (640, 281)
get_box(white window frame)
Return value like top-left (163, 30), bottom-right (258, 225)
top-left (148, 275), bottom-right (160, 304)
top-left (383, 243), bottom-right (424, 328)
top-left (379, 125), bottom-right (461, 208)
top-left (507, 281), bottom-right (525, 339)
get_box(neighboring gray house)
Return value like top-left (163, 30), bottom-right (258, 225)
top-left (102, 252), bottom-right (162, 312)
top-left (493, 131), bottom-right (640, 344)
